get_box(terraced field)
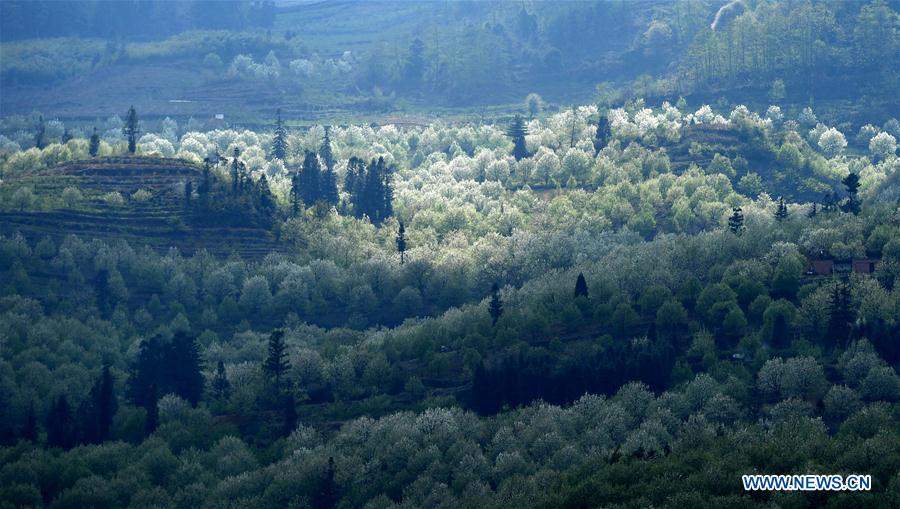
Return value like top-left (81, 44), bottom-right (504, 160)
top-left (0, 156), bottom-right (288, 258)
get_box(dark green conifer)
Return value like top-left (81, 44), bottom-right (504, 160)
top-left (489, 283), bottom-right (503, 325)
top-left (271, 108), bottom-right (288, 160)
top-left (89, 127), bottom-right (101, 156)
top-left (506, 115), bottom-right (528, 161)
top-left (728, 206), bottom-right (744, 235)
top-left (123, 106), bottom-right (139, 154)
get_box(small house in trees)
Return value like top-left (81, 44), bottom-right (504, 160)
top-left (807, 258), bottom-right (878, 275)
top-left (852, 258), bottom-right (878, 274)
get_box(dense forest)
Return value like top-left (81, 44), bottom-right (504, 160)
top-left (1, 1), bottom-right (899, 508)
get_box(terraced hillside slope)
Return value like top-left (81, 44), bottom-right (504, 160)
top-left (0, 156), bottom-right (286, 258)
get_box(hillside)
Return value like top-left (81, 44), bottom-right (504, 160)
top-left (0, 156), bottom-right (286, 257)
top-left (1, 2), bottom-right (900, 508)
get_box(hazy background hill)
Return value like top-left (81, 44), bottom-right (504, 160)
top-left (2, 0), bottom-right (896, 125)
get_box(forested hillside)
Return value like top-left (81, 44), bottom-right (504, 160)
top-left (1, 1), bottom-right (899, 508)
top-left (1, 93), bottom-right (900, 507)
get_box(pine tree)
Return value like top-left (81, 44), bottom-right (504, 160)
top-left (489, 283), bottom-right (503, 325)
top-left (396, 221), bottom-right (407, 264)
top-left (129, 336), bottom-right (165, 409)
top-left (184, 180), bottom-right (193, 208)
top-left (360, 157), bottom-right (386, 222)
top-left (0, 388), bottom-right (11, 446)
top-left (314, 457), bottom-right (340, 509)
top-left (282, 393), bottom-right (297, 437)
top-left (402, 38), bottom-right (426, 89)
top-left (256, 174), bottom-right (277, 219)
top-left (807, 202), bottom-right (818, 218)
top-left (574, 272), bottom-right (589, 298)
top-left (344, 156), bottom-right (361, 196)
top-left (198, 159), bottom-right (212, 204)
top-left (728, 206), bottom-right (745, 235)
top-left (290, 172), bottom-right (302, 216)
top-left (212, 360), bottom-right (231, 400)
top-left (775, 197), bottom-right (788, 222)
top-left (271, 108), bottom-right (288, 160)
top-left (62, 127), bottom-right (73, 143)
top-left (231, 148), bottom-right (242, 195)
top-left (264, 328), bottom-right (290, 392)
top-left (46, 395), bottom-right (76, 449)
top-left (123, 106), bottom-right (139, 154)
top-left (23, 402), bottom-right (37, 443)
top-left (828, 281), bottom-right (854, 348)
top-left (300, 151), bottom-right (321, 207)
top-left (594, 114), bottom-right (611, 154)
top-left (144, 383), bottom-right (158, 436)
top-left (382, 163), bottom-right (394, 220)
top-left (841, 173), bottom-right (860, 215)
top-left (320, 168), bottom-right (339, 206)
top-left (169, 331), bottom-right (204, 406)
top-left (34, 115), bottom-right (46, 149)
top-left (319, 126), bottom-right (335, 172)
top-left (506, 115), bottom-right (528, 161)
top-left (83, 362), bottom-right (117, 444)
top-left (89, 127), bottom-right (101, 157)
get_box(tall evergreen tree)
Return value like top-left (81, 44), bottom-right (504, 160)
top-left (396, 221), bottom-right (407, 264)
top-left (300, 151), bottom-right (322, 207)
top-left (231, 148), bottom-right (242, 195)
top-left (290, 172), bottom-right (302, 216)
top-left (728, 206), bottom-right (745, 235)
top-left (34, 115), bottom-right (45, 149)
top-left (128, 336), bottom-right (165, 409)
top-left (841, 173), bottom-right (861, 215)
top-left (89, 127), bottom-right (101, 157)
top-left (320, 167), bottom-right (339, 206)
top-left (775, 197), bottom-right (788, 222)
top-left (314, 457), bottom-right (340, 509)
top-left (123, 106), bottom-right (139, 154)
top-left (129, 333), bottom-right (203, 408)
top-left (255, 175), bottom-right (277, 219)
top-left (62, 127), bottom-right (73, 143)
top-left (198, 159), bottom-right (212, 205)
top-left (594, 114), bottom-right (611, 154)
top-left (382, 163), bottom-right (394, 220)
top-left (212, 360), bottom-right (231, 401)
top-left (144, 383), bottom-right (158, 436)
top-left (169, 331), bottom-right (204, 406)
top-left (828, 281), bottom-right (855, 348)
top-left (0, 388), bottom-right (12, 446)
top-left (264, 328), bottom-right (290, 392)
top-left (83, 362), bottom-right (117, 444)
top-left (184, 180), bottom-right (193, 208)
top-left (402, 38), bottom-right (426, 89)
top-left (807, 202), bottom-right (818, 218)
top-left (271, 108), bottom-right (288, 160)
top-left (506, 115), bottom-right (528, 161)
top-left (344, 156), bottom-right (362, 197)
top-left (319, 126), bottom-right (335, 172)
top-left (489, 283), bottom-right (503, 325)
top-left (574, 273), bottom-right (589, 298)
top-left (359, 157), bottom-right (387, 222)
top-left (23, 402), bottom-right (37, 443)
top-left (282, 393), bottom-right (297, 437)
top-left (46, 395), bottom-right (76, 449)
